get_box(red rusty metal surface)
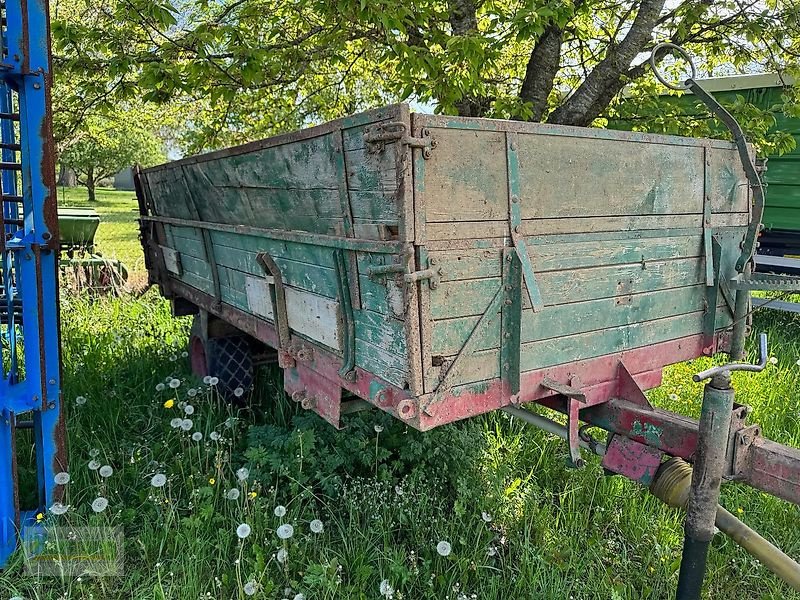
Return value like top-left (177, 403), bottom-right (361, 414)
top-left (602, 435), bottom-right (664, 485)
top-left (739, 438), bottom-right (800, 505)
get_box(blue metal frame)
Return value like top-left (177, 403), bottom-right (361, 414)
top-left (0, 0), bottom-right (63, 567)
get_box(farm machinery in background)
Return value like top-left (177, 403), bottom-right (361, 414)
top-left (57, 207), bottom-right (128, 290)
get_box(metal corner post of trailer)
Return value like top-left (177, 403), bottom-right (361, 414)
top-left (0, 0), bottom-right (65, 569)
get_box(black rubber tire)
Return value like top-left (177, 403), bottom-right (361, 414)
top-left (206, 335), bottom-right (254, 404)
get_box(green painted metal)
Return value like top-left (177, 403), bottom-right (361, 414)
top-left (57, 208), bottom-right (99, 249)
top-left (334, 249), bottom-right (356, 380)
top-left (500, 248), bottom-right (522, 397)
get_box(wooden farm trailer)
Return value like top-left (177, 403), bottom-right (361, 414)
top-left (136, 103), bottom-right (800, 597)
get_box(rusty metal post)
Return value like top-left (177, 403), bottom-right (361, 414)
top-left (676, 372), bottom-right (735, 599)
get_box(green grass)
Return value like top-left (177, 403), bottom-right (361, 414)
top-left (1, 291), bottom-right (798, 599)
top-left (57, 186), bottom-right (144, 271)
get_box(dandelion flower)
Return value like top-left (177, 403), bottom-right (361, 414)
top-left (244, 581), bottom-right (257, 596)
top-left (208, 478), bottom-right (215, 485)
top-left (380, 580), bottom-right (394, 597)
top-left (54, 472), bottom-right (70, 485)
top-left (436, 540), bottom-right (452, 556)
top-left (91, 497), bottom-right (109, 513)
top-left (234, 387), bottom-right (244, 398)
top-left (75, 395), bottom-right (87, 406)
top-left (169, 354), bottom-right (177, 362)
top-left (169, 378), bottom-right (181, 389)
top-left (769, 356), bottom-right (778, 365)
top-left (209, 376), bottom-right (219, 386)
top-left (210, 431), bottom-right (220, 441)
top-left (274, 505), bottom-right (286, 518)
top-left (170, 418), bottom-right (182, 428)
top-left (276, 524), bottom-right (294, 540)
top-left (181, 351), bottom-right (189, 358)
top-left (203, 375), bottom-right (212, 384)
top-left (236, 523), bottom-right (252, 539)
top-left (187, 388), bottom-right (197, 398)
top-left (156, 383), bottom-right (165, 392)
top-left (481, 511), bottom-right (492, 523)
top-left (277, 547), bottom-right (288, 564)
top-left (163, 399), bottom-right (175, 409)
top-left (151, 474), bottom-right (167, 488)
top-left (236, 467), bottom-right (249, 481)
top-left (668, 393), bottom-right (679, 401)
top-left (99, 465), bottom-right (113, 478)
top-left (191, 432), bottom-right (203, 442)
top-left (49, 502), bottom-right (69, 515)
top-left (184, 405), bottom-right (195, 416)
top-left (88, 460), bottom-right (100, 471)
top-left (89, 448), bottom-right (100, 458)
top-left (35, 512), bottom-right (44, 522)
top-left (374, 424), bottom-right (384, 433)
top-left (180, 419), bottom-right (193, 431)
top-left (309, 519), bottom-right (323, 534)
top-left (226, 488), bottom-right (240, 500)
top-left (248, 491), bottom-right (257, 499)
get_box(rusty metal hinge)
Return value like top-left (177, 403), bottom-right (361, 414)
top-left (364, 122), bottom-right (436, 159)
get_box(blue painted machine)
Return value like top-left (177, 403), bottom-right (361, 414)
top-left (0, 0), bottom-right (64, 567)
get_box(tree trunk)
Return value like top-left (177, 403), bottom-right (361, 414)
top-left (86, 166), bottom-right (96, 202)
top-left (57, 164), bottom-right (76, 187)
top-left (518, 25), bottom-right (564, 122)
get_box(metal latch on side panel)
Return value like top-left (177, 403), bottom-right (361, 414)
top-left (363, 122), bottom-right (436, 159)
top-left (404, 258), bottom-right (442, 290)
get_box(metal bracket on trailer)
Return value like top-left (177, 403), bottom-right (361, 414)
top-left (256, 252), bottom-right (294, 369)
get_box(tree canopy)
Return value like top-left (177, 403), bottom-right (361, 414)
top-left (51, 0), bottom-right (800, 155)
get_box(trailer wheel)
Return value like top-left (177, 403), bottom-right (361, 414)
top-left (205, 335), bottom-right (254, 404)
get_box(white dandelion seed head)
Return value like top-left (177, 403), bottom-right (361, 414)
top-left (99, 465), bottom-right (113, 478)
top-left (155, 383), bottom-right (166, 392)
top-left (203, 375), bottom-right (212, 384)
top-left (380, 580), bottom-right (394, 597)
top-left (88, 459), bottom-right (100, 471)
top-left (436, 540), bottom-right (452, 556)
top-left (181, 351), bottom-right (189, 358)
top-left (225, 417), bottom-right (237, 428)
top-left (234, 386), bottom-right (244, 397)
top-left (209, 376), bottom-right (219, 386)
top-left (293, 594), bottom-right (305, 600)
top-left (669, 393), bottom-right (679, 401)
top-left (89, 448), bottom-right (100, 458)
top-left (244, 581), bottom-right (257, 596)
top-left (309, 519), bottom-right (323, 534)
top-left (187, 388), bottom-right (197, 398)
top-left (769, 356), bottom-right (778, 365)
top-left (75, 396), bottom-right (87, 406)
top-left (226, 488), bottom-right (240, 500)
top-left (236, 523), bottom-right (252, 539)
top-left (184, 405), bottom-right (195, 415)
top-left (796, 359), bottom-right (800, 366)
top-left (276, 524), bottom-right (294, 540)
top-left (395, 486), bottom-right (404, 496)
top-left (273, 505), bottom-right (286, 518)
top-left (165, 376), bottom-right (173, 382)
top-left (169, 378), bottom-right (181, 389)
top-left (481, 511), bottom-right (492, 522)
top-left (277, 547), bottom-right (288, 564)
top-left (191, 432), bottom-right (203, 442)
top-left (151, 474), bottom-right (167, 488)
top-left (49, 502), bottom-right (69, 515)
top-left (180, 419), bottom-right (193, 431)
top-left (169, 354), bottom-right (177, 362)
top-left (170, 418), bottom-right (182, 428)
top-left (210, 431), bottom-right (220, 441)
top-left (54, 472), bottom-right (70, 485)
top-left (236, 467), bottom-right (249, 481)
top-left (91, 497), bottom-right (109, 513)
top-left (487, 545), bottom-right (497, 557)
top-left (374, 424), bottom-right (384, 433)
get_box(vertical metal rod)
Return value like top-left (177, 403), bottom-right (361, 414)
top-left (676, 373), bottom-right (735, 599)
top-left (730, 263), bottom-right (751, 360)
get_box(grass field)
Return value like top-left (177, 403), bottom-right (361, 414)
top-left (57, 186), bottom-right (144, 272)
top-left (0, 290), bottom-right (797, 599)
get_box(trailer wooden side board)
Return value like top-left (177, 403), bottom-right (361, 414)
top-left (136, 103), bottom-right (753, 433)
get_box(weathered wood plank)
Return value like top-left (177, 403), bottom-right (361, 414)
top-left (210, 231), bottom-right (336, 268)
top-left (355, 338), bottom-right (408, 388)
top-left (430, 234), bottom-right (705, 282)
top-left (430, 256), bottom-right (706, 320)
top-left (431, 284), bottom-right (715, 355)
top-left (345, 147), bottom-right (399, 193)
top-left (707, 146), bottom-right (750, 213)
top-left (354, 309), bottom-right (407, 356)
top-left (424, 213), bottom-right (750, 240)
top-left (423, 129), bottom-right (509, 223)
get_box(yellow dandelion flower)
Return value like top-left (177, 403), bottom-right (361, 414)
top-left (248, 491), bottom-right (257, 499)
top-left (737, 507), bottom-right (744, 514)
top-left (208, 478), bottom-right (215, 485)
top-left (163, 399), bottom-right (175, 409)
top-left (35, 512), bottom-right (44, 522)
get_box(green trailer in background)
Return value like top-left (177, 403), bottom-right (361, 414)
top-left (57, 207), bottom-right (128, 289)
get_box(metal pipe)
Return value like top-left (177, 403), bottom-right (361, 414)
top-left (677, 373), bottom-right (736, 599)
top-left (502, 406), bottom-right (606, 456)
top-left (651, 458), bottom-right (800, 591)
top-left (730, 263), bottom-right (752, 361)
